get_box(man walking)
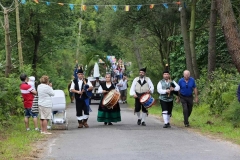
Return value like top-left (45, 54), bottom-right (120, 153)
top-left (130, 67), bottom-right (154, 126)
top-left (157, 68), bottom-right (180, 128)
top-left (178, 70), bottom-right (198, 127)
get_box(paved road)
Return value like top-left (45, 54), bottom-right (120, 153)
top-left (40, 100), bottom-right (240, 160)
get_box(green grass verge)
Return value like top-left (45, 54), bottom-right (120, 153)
top-left (0, 116), bottom-right (44, 160)
top-left (0, 88), bottom-right (71, 160)
top-left (127, 92), bottom-right (240, 145)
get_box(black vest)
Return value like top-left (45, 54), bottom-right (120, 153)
top-left (73, 78), bottom-right (88, 99)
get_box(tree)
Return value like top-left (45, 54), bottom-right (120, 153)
top-left (0, 2), bottom-right (14, 77)
top-left (208, 0), bottom-right (217, 79)
top-left (216, 0), bottom-right (240, 72)
top-left (179, 0), bottom-right (194, 77)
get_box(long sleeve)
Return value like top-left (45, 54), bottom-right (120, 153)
top-left (47, 86), bottom-right (55, 96)
top-left (70, 81), bottom-right (75, 91)
top-left (157, 81), bottom-right (167, 94)
top-left (129, 78), bottom-right (138, 96)
top-left (98, 85), bottom-right (103, 93)
top-left (87, 80), bottom-right (93, 87)
top-left (173, 81), bottom-right (180, 91)
top-left (147, 78), bottom-right (154, 94)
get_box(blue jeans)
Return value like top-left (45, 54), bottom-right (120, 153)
top-left (25, 108), bottom-right (38, 118)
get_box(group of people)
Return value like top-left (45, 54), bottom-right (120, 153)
top-left (20, 64), bottom-right (198, 132)
top-left (20, 74), bottom-right (54, 134)
top-left (70, 65), bottom-right (198, 128)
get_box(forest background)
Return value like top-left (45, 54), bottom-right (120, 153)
top-left (1, 0), bottom-right (240, 159)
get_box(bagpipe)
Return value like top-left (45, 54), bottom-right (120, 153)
top-left (79, 78), bottom-right (92, 112)
top-left (79, 78), bottom-right (93, 100)
top-left (166, 80), bottom-right (179, 97)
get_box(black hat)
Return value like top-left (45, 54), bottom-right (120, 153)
top-left (163, 64), bottom-right (169, 74)
top-left (77, 67), bottom-right (84, 74)
top-left (139, 67), bottom-right (147, 72)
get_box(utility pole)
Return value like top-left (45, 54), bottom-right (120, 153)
top-left (76, 0), bottom-right (83, 60)
top-left (15, 0), bottom-right (23, 71)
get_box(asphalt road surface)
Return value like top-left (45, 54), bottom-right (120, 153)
top-left (39, 100), bottom-right (240, 160)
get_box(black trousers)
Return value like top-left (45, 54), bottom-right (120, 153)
top-left (135, 97), bottom-right (147, 113)
top-left (180, 95), bottom-right (193, 125)
top-left (75, 99), bottom-right (89, 117)
top-left (160, 100), bottom-right (173, 115)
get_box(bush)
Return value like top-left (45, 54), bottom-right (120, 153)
top-left (223, 99), bottom-right (240, 128)
top-left (0, 73), bottom-right (23, 127)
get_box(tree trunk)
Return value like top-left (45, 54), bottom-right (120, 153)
top-left (208, 0), bottom-right (217, 79)
top-left (189, 0), bottom-right (199, 79)
top-left (216, 0), bottom-right (240, 73)
top-left (180, 0), bottom-right (195, 77)
top-left (4, 8), bottom-right (12, 77)
top-left (15, 0), bottom-right (23, 72)
top-left (132, 36), bottom-right (142, 69)
top-left (32, 23), bottom-right (41, 76)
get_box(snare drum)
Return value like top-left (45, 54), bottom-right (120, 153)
top-left (102, 90), bottom-right (120, 109)
top-left (139, 93), bottom-right (155, 108)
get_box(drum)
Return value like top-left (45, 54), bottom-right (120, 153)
top-left (139, 93), bottom-right (155, 108)
top-left (102, 90), bottom-right (120, 109)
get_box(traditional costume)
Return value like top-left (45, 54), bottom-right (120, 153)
top-left (157, 64), bottom-right (180, 128)
top-left (97, 82), bottom-right (121, 125)
top-left (129, 67), bottom-right (154, 126)
top-left (70, 68), bottom-right (93, 128)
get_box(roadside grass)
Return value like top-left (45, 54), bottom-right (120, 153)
top-left (0, 88), bottom-right (70, 160)
top-left (0, 116), bottom-right (44, 160)
top-left (127, 93), bottom-right (240, 145)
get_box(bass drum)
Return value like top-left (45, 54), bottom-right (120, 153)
top-left (102, 90), bottom-right (120, 109)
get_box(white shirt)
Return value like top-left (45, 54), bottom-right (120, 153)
top-left (130, 77), bottom-right (154, 96)
top-left (70, 79), bottom-right (93, 91)
top-left (117, 79), bottom-right (128, 90)
top-left (98, 83), bottom-right (119, 93)
top-left (157, 80), bottom-right (180, 94)
top-left (37, 84), bottom-right (55, 108)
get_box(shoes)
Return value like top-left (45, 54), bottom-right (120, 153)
top-left (104, 122), bottom-right (107, 125)
top-left (163, 124), bottom-right (168, 128)
top-left (141, 122), bottom-right (146, 126)
top-left (137, 119), bottom-right (141, 125)
top-left (167, 123), bottom-right (171, 128)
top-left (185, 124), bottom-right (190, 127)
top-left (83, 119), bottom-right (89, 128)
top-left (78, 120), bottom-right (83, 128)
top-left (163, 123), bottom-right (171, 128)
top-left (26, 128), bottom-right (30, 131)
top-left (35, 128), bottom-right (40, 131)
top-left (108, 122), bottom-right (113, 125)
top-left (71, 101), bottom-right (74, 103)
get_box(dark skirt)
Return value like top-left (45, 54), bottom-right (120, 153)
top-left (97, 100), bottom-right (121, 122)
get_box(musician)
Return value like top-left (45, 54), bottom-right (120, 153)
top-left (70, 68), bottom-right (93, 128)
top-left (178, 70), bottom-right (198, 127)
top-left (129, 67), bottom-right (154, 126)
top-left (97, 73), bottom-right (121, 125)
top-left (157, 65), bottom-right (180, 128)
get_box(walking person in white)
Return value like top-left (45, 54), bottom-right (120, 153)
top-left (157, 65), bottom-right (180, 128)
top-left (130, 67), bottom-right (154, 126)
top-left (117, 75), bottom-right (128, 104)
